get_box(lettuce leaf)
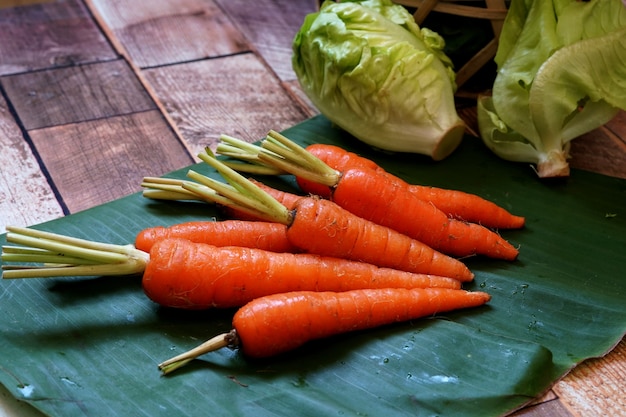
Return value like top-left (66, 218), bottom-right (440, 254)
top-left (478, 0), bottom-right (626, 177)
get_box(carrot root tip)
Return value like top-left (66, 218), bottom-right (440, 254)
top-left (158, 330), bottom-right (238, 375)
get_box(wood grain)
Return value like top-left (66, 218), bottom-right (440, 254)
top-left (143, 53), bottom-right (309, 155)
top-left (27, 111), bottom-right (193, 213)
top-left (216, 0), bottom-right (319, 81)
top-left (569, 111), bottom-right (626, 180)
top-left (554, 340), bottom-right (626, 417)
top-left (88, 0), bottom-right (250, 68)
top-left (0, 0), bottom-right (624, 416)
top-left (0, 90), bottom-right (62, 233)
top-left (282, 79), bottom-right (319, 118)
top-left (509, 399), bottom-right (574, 417)
top-left (2, 60), bottom-right (155, 129)
top-left (0, 0), bottom-right (115, 76)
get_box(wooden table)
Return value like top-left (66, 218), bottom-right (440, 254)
top-left (0, 1), bottom-right (624, 416)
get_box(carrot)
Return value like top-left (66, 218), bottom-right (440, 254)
top-left (303, 143), bottom-right (525, 229)
top-left (216, 137), bottom-right (524, 229)
top-left (134, 220), bottom-right (299, 253)
top-left (158, 287), bottom-right (491, 373)
top-left (182, 153), bottom-right (475, 281)
top-left (143, 238), bottom-right (463, 309)
top-left (2, 228), bottom-right (463, 310)
top-left (244, 131), bottom-right (520, 260)
top-left (331, 169), bottom-right (520, 260)
top-left (297, 143), bottom-right (378, 199)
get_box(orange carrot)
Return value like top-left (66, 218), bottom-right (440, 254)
top-left (134, 220), bottom-right (298, 253)
top-left (182, 155), bottom-right (475, 281)
top-left (143, 238), bottom-right (463, 309)
top-left (332, 169), bottom-right (520, 260)
top-left (158, 287), bottom-right (491, 372)
top-left (2, 228), bottom-right (463, 310)
top-left (284, 197), bottom-right (475, 280)
top-left (297, 143), bottom-right (378, 199)
top-left (252, 131), bottom-right (519, 260)
top-left (304, 143), bottom-right (525, 229)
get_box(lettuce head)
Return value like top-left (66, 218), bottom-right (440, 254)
top-left (292, 0), bottom-right (465, 160)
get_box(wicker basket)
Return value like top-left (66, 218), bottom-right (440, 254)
top-left (394, 0), bottom-right (509, 90)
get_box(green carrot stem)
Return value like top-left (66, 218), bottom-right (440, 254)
top-left (1, 226), bottom-right (149, 279)
top-left (3, 262), bottom-right (146, 279)
top-left (185, 170), bottom-right (263, 213)
top-left (142, 169), bottom-right (289, 223)
top-left (190, 150), bottom-right (292, 225)
top-left (142, 189), bottom-right (202, 201)
top-left (7, 226), bottom-right (131, 255)
top-left (1, 250), bottom-right (102, 266)
top-left (6, 232), bottom-right (128, 264)
top-left (216, 135), bottom-right (286, 176)
top-left (141, 177), bottom-right (206, 201)
top-left (220, 160), bottom-right (284, 176)
top-left (258, 130), bottom-right (340, 187)
top-left (158, 330), bottom-right (238, 375)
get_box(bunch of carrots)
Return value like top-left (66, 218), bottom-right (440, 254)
top-left (1, 131), bottom-right (525, 375)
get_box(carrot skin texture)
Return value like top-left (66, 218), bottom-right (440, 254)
top-left (285, 198), bottom-right (474, 281)
top-left (297, 144), bottom-right (378, 199)
top-left (405, 186), bottom-right (525, 229)
top-left (134, 220), bottom-right (298, 253)
top-left (252, 179), bottom-right (303, 210)
top-left (331, 169), bottom-right (520, 261)
top-left (303, 144), bottom-right (525, 229)
top-left (233, 288), bottom-right (491, 358)
top-left (141, 238), bottom-right (463, 310)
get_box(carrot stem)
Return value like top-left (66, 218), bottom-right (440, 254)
top-left (1, 247), bottom-right (101, 265)
top-left (158, 330), bottom-right (238, 375)
top-left (258, 130), bottom-right (340, 187)
top-left (141, 174), bottom-right (274, 221)
top-left (185, 150), bottom-right (292, 225)
top-left (1, 226), bottom-right (149, 279)
top-left (141, 177), bottom-right (206, 201)
top-left (215, 130), bottom-right (339, 186)
top-left (143, 169), bottom-right (295, 223)
top-left (216, 134), bottom-right (285, 176)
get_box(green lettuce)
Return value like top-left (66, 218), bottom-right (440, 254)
top-left (292, 0), bottom-right (465, 160)
top-left (477, 0), bottom-right (626, 178)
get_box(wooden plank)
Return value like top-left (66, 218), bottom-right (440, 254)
top-left (0, 0), bottom-right (55, 7)
top-left (87, 0), bottom-right (250, 69)
top-left (216, 0), bottom-right (319, 81)
top-left (2, 60), bottom-right (155, 130)
top-left (554, 339), bottom-right (626, 417)
top-left (142, 53), bottom-right (309, 156)
top-left (568, 111), bottom-right (626, 180)
top-left (0, 89), bottom-right (63, 233)
top-left (509, 399), bottom-right (574, 417)
top-left (282, 79), bottom-right (319, 118)
top-left (605, 110), bottom-right (626, 146)
top-left (0, 0), bottom-right (115, 76)
top-left (28, 111), bottom-right (194, 213)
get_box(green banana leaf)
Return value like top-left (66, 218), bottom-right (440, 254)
top-left (1, 115), bottom-right (625, 417)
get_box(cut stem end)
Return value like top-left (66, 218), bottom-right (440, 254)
top-left (158, 330), bottom-right (239, 375)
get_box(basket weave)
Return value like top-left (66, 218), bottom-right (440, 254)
top-left (394, 0), bottom-right (509, 89)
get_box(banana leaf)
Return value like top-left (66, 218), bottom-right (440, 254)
top-left (1, 115), bottom-right (625, 417)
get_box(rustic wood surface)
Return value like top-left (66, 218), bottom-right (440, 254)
top-left (0, 1), bottom-right (624, 416)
